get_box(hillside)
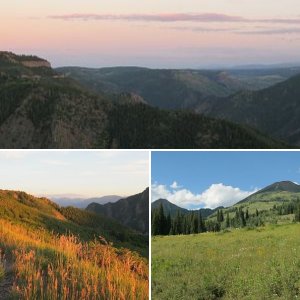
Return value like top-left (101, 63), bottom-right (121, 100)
top-left (86, 188), bottom-right (149, 234)
top-left (57, 66), bottom-right (300, 110)
top-left (0, 52), bottom-right (287, 149)
top-left (238, 181), bottom-right (300, 204)
top-left (0, 189), bottom-right (148, 255)
top-left (204, 74), bottom-right (300, 145)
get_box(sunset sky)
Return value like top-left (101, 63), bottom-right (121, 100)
top-left (2, 1), bottom-right (300, 68)
top-left (0, 151), bottom-right (148, 198)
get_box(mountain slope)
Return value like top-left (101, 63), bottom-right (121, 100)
top-left (238, 181), bottom-right (300, 204)
top-left (205, 74), bottom-right (300, 145)
top-left (57, 66), bottom-right (300, 110)
top-left (0, 188), bottom-right (149, 299)
top-left (86, 188), bottom-right (149, 234)
top-left (57, 67), bottom-right (246, 110)
top-left (0, 52), bottom-right (287, 149)
top-left (0, 189), bottom-right (148, 254)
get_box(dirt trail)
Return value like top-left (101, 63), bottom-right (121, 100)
top-left (0, 260), bottom-right (14, 300)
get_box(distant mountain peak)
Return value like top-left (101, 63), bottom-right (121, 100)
top-left (259, 181), bottom-right (300, 193)
top-left (238, 180), bottom-right (300, 204)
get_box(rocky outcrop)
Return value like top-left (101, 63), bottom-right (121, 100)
top-left (21, 60), bottom-right (51, 68)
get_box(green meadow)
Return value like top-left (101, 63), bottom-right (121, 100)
top-left (152, 223), bottom-right (300, 300)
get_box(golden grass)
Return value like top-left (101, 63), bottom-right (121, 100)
top-left (0, 219), bottom-right (148, 300)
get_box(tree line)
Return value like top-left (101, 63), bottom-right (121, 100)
top-left (152, 201), bottom-right (300, 236)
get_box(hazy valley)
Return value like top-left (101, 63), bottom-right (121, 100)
top-left (1, 51), bottom-right (299, 148)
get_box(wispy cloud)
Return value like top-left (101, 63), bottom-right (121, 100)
top-left (169, 25), bottom-right (300, 36)
top-left (48, 13), bottom-right (300, 25)
top-left (48, 13), bottom-right (246, 23)
top-left (239, 27), bottom-right (300, 35)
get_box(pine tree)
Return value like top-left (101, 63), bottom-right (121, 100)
top-left (166, 213), bottom-right (172, 235)
top-left (217, 210), bottom-right (220, 222)
top-left (226, 212), bottom-right (230, 228)
top-left (152, 209), bottom-right (160, 235)
top-left (192, 213), bottom-right (198, 234)
top-left (220, 210), bottom-right (224, 222)
top-left (158, 203), bottom-right (166, 234)
top-left (295, 206), bottom-right (300, 222)
top-left (245, 209), bottom-right (249, 220)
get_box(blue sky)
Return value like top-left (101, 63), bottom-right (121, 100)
top-left (152, 151), bottom-right (300, 209)
top-left (0, 151), bottom-right (148, 198)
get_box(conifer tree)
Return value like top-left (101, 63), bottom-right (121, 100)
top-left (166, 213), bottom-right (172, 235)
top-left (220, 210), bottom-right (224, 222)
top-left (226, 212), bottom-right (230, 228)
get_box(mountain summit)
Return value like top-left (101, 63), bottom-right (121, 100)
top-left (238, 181), bottom-right (300, 204)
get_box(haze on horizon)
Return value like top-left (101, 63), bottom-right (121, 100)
top-left (2, 0), bottom-right (300, 68)
top-left (0, 151), bottom-right (148, 199)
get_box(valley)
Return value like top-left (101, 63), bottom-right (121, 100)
top-left (0, 51), bottom-right (297, 149)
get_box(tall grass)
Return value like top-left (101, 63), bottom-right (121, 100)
top-left (152, 223), bottom-right (300, 300)
top-left (0, 219), bottom-right (148, 300)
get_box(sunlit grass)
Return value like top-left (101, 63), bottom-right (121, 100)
top-left (0, 219), bottom-right (148, 300)
top-left (152, 223), bottom-right (300, 300)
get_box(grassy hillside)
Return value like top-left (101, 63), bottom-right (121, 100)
top-left (0, 190), bottom-right (147, 255)
top-left (0, 219), bottom-right (148, 299)
top-left (152, 223), bottom-right (300, 300)
top-left (0, 189), bottom-right (148, 299)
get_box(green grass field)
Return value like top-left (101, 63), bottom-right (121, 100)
top-left (152, 223), bottom-right (300, 299)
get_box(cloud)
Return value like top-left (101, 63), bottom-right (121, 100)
top-left (239, 28), bottom-right (300, 35)
top-left (48, 13), bottom-right (247, 23)
top-left (152, 182), bottom-right (258, 209)
top-left (170, 181), bottom-right (182, 189)
top-left (48, 13), bottom-right (300, 25)
top-left (170, 25), bottom-right (300, 36)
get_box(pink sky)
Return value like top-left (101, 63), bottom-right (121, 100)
top-left (1, 1), bottom-right (300, 68)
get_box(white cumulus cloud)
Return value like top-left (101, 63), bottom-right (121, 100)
top-left (152, 182), bottom-right (258, 209)
top-left (170, 181), bottom-right (182, 189)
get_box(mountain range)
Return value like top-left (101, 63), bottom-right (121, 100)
top-left (0, 51), bottom-right (293, 149)
top-left (151, 198), bottom-right (222, 218)
top-left (152, 181), bottom-right (300, 220)
top-left (50, 195), bottom-right (122, 208)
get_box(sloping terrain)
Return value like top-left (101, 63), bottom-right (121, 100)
top-left (204, 74), bottom-right (300, 145)
top-left (87, 188), bottom-right (149, 234)
top-left (0, 189), bottom-right (148, 254)
top-left (0, 188), bottom-right (149, 299)
top-left (0, 51), bottom-right (290, 149)
top-left (57, 66), bottom-right (300, 110)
